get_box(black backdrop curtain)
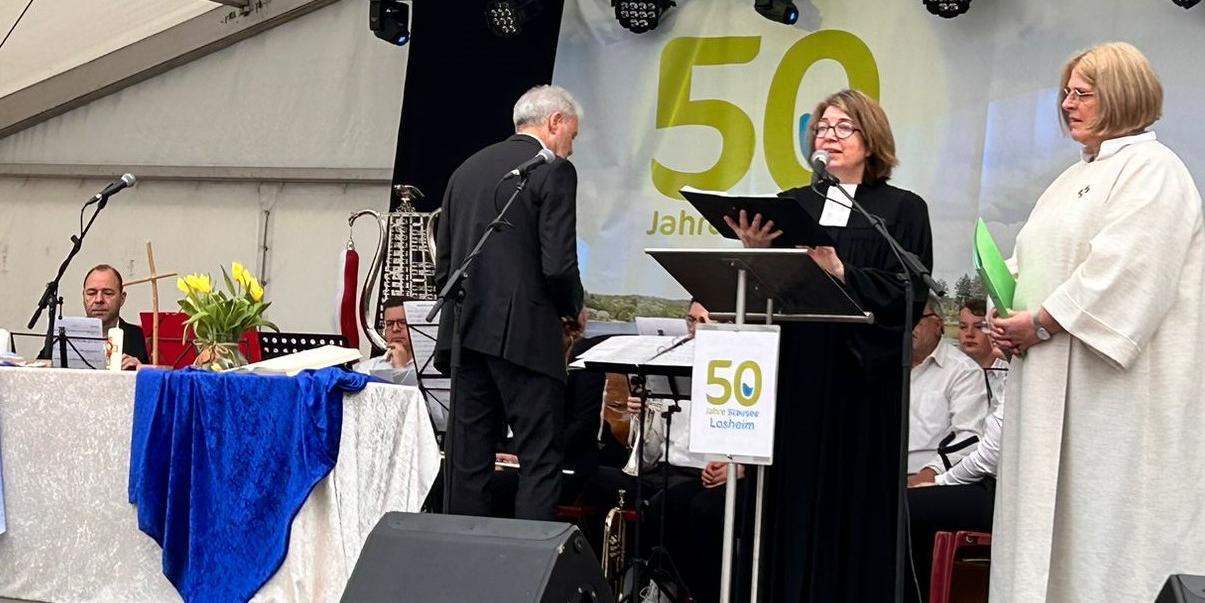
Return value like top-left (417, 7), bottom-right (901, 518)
top-left (390, 0), bottom-right (567, 213)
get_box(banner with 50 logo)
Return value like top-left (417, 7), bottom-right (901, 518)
top-left (689, 324), bottom-right (781, 464)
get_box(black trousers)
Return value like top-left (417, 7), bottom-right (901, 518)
top-left (905, 479), bottom-right (996, 603)
top-left (448, 348), bottom-right (564, 520)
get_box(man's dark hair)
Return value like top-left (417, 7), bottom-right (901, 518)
top-left (84, 264), bottom-right (124, 290)
top-left (382, 295), bottom-right (416, 311)
top-left (962, 297), bottom-right (987, 317)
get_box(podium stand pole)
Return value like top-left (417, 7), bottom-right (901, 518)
top-left (718, 268), bottom-right (748, 603)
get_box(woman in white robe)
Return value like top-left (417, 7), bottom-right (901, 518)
top-left (990, 42), bottom-right (1205, 602)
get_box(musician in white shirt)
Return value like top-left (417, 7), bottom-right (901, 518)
top-left (907, 295), bottom-right (990, 486)
top-left (354, 296), bottom-right (447, 430)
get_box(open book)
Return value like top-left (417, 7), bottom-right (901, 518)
top-left (234, 345), bottom-right (361, 376)
top-left (680, 186), bottom-right (834, 247)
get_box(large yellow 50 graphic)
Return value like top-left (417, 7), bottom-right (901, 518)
top-left (652, 31), bottom-right (879, 199)
top-left (705, 359), bottom-right (763, 407)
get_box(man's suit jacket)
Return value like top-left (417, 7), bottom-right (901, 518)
top-left (434, 134), bottom-right (584, 381)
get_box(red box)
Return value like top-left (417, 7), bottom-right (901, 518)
top-left (138, 312), bottom-right (262, 368)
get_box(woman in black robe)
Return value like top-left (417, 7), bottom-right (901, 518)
top-left (726, 89), bottom-right (933, 602)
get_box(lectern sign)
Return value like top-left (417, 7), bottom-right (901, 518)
top-left (689, 324), bottom-right (780, 464)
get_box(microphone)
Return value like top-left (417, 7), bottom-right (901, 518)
top-left (809, 150), bottom-right (837, 184)
top-left (505, 149), bottom-right (556, 179)
top-left (91, 173), bottom-right (137, 203)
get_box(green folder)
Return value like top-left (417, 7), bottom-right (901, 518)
top-left (973, 218), bottom-right (1015, 317)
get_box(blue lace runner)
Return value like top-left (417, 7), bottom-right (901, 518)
top-left (129, 368), bottom-right (371, 602)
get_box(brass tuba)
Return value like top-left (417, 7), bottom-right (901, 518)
top-left (601, 489), bottom-right (628, 594)
top-left (346, 185), bottom-right (439, 349)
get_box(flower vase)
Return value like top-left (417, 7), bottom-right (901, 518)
top-left (194, 340), bottom-right (247, 371)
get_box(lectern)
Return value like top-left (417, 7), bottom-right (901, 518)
top-left (646, 247), bottom-right (873, 603)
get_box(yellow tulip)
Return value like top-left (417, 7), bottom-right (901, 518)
top-left (232, 261), bottom-right (251, 289)
top-left (248, 278), bottom-right (264, 302)
top-left (176, 277), bottom-right (191, 295)
top-left (186, 273), bottom-right (213, 294)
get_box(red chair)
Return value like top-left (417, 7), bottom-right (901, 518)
top-left (929, 530), bottom-right (992, 603)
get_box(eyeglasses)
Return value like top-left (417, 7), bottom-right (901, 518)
top-left (384, 319), bottom-right (408, 330)
top-left (812, 120), bottom-right (860, 140)
top-left (1062, 87), bottom-right (1095, 102)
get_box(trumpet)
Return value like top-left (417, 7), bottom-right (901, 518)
top-left (601, 489), bottom-right (628, 593)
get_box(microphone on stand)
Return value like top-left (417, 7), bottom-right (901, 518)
top-left (504, 149), bottom-right (556, 179)
top-left (809, 151), bottom-right (838, 184)
top-left (90, 173), bottom-right (137, 205)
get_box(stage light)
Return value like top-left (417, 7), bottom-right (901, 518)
top-left (613, 0), bottom-right (676, 34)
top-left (754, 0), bottom-right (799, 25)
top-left (486, 0), bottom-right (544, 38)
top-left (369, 0), bottom-right (410, 46)
top-left (1171, 0), bottom-right (1201, 7)
top-left (924, 0), bottom-right (971, 18)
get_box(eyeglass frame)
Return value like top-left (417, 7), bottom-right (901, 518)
top-left (384, 319), bottom-right (409, 330)
top-left (811, 120), bottom-right (861, 140)
top-left (1062, 87), bottom-right (1096, 102)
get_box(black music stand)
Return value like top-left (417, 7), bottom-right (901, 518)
top-left (404, 303), bottom-right (450, 435)
top-left (575, 336), bottom-right (693, 603)
top-left (645, 247), bottom-right (872, 603)
top-left (258, 332), bottom-right (349, 360)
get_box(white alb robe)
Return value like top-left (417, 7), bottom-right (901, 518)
top-left (991, 132), bottom-right (1205, 602)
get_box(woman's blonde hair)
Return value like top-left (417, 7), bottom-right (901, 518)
top-left (1060, 42), bottom-right (1162, 140)
top-left (811, 89), bottom-right (898, 182)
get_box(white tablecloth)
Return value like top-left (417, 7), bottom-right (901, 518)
top-left (0, 368), bottom-right (441, 602)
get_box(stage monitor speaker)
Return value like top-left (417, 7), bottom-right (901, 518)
top-left (1157, 575), bottom-right (1205, 603)
top-left (341, 512), bottom-right (614, 603)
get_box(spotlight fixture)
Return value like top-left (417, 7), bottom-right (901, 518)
top-left (924, 0), bottom-right (971, 18)
top-left (613, 0), bottom-right (676, 34)
top-left (1171, 0), bottom-right (1201, 7)
top-left (486, 0), bottom-right (544, 38)
top-left (369, 0), bottom-right (410, 46)
top-left (754, 0), bottom-right (799, 25)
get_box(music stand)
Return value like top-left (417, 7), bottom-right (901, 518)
top-left (573, 334), bottom-right (694, 603)
top-left (258, 332), bottom-right (346, 359)
top-left (645, 247), bottom-right (872, 603)
top-left (403, 300), bottom-right (450, 434)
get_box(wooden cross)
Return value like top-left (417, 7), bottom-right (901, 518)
top-left (124, 241), bottom-right (178, 366)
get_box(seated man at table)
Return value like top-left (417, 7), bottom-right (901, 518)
top-left (38, 264), bottom-right (148, 369)
top-left (355, 295), bottom-right (417, 385)
top-left (353, 296), bottom-right (447, 430)
top-left (907, 294), bottom-right (989, 486)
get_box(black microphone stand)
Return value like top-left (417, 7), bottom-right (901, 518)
top-left (426, 172), bottom-right (531, 514)
top-left (809, 171), bottom-right (943, 603)
top-left (28, 193), bottom-right (115, 367)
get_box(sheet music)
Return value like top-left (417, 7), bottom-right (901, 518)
top-left (49, 317), bottom-right (106, 369)
top-left (635, 316), bottom-right (689, 337)
top-left (571, 335), bottom-right (694, 369)
top-left (404, 300), bottom-right (449, 431)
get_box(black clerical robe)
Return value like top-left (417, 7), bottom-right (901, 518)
top-left (764, 179), bottom-right (933, 603)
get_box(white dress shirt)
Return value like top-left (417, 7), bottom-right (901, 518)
top-left (936, 400), bottom-right (1003, 486)
top-left (984, 356), bottom-right (1009, 413)
top-left (623, 398), bottom-right (708, 475)
top-left (909, 340), bottom-right (990, 473)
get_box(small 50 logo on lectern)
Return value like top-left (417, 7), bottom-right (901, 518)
top-left (704, 359), bottom-right (764, 407)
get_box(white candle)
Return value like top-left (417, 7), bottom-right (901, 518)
top-left (107, 327), bottom-right (124, 371)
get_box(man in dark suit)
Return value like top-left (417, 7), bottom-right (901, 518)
top-left (434, 85), bottom-right (586, 520)
top-left (38, 264), bottom-right (149, 368)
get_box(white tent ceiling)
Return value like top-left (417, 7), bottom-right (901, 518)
top-left (0, 0), bottom-right (217, 98)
